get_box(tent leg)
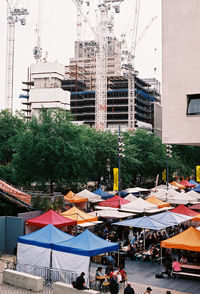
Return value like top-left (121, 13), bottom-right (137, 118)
top-left (143, 229), bottom-right (145, 249)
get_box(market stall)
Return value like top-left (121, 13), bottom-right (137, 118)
top-left (60, 206), bottom-right (98, 224)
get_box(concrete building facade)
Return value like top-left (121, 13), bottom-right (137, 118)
top-left (162, 0), bottom-right (200, 145)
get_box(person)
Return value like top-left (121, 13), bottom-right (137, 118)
top-left (144, 287), bottom-right (152, 294)
top-left (75, 272), bottom-right (88, 290)
top-left (161, 258), bottom-right (172, 278)
top-left (124, 282), bottom-right (135, 294)
top-left (107, 254), bottom-right (115, 266)
top-left (180, 256), bottom-right (188, 264)
top-left (117, 265), bottom-right (127, 283)
top-left (109, 273), bottom-right (119, 294)
top-left (105, 264), bottom-right (114, 277)
top-left (172, 258), bottom-right (181, 272)
top-left (96, 267), bottom-right (105, 277)
top-left (166, 291), bottom-right (171, 294)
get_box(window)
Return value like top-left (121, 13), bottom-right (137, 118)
top-left (187, 94), bottom-right (200, 115)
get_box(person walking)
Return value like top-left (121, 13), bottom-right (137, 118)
top-left (109, 273), bottom-right (119, 294)
top-left (144, 287), bottom-right (152, 294)
top-left (124, 282), bottom-right (135, 294)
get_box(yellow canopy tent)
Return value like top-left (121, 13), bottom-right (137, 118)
top-left (64, 191), bottom-right (87, 203)
top-left (146, 195), bottom-right (170, 209)
top-left (170, 181), bottom-right (185, 189)
top-left (161, 226), bottom-right (200, 252)
top-left (60, 206), bottom-right (98, 224)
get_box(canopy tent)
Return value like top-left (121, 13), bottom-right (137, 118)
top-left (90, 209), bottom-right (135, 219)
top-left (26, 209), bottom-right (76, 228)
top-left (171, 204), bottom-right (198, 217)
top-left (77, 189), bottom-right (102, 203)
top-left (113, 216), bottom-right (171, 231)
top-left (145, 195), bottom-right (170, 209)
top-left (120, 197), bottom-right (157, 213)
top-left (151, 184), bottom-right (176, 192)
top-left (190, 203), bottom-right (200, 210)
top-left (161, 226), bottom-right (200, 252)
top-left (170, 181), bottom-right (185, 189)
top-left (193, 184), bottom-right (200, 193)
top-left (60, 207), bottom-right (98, 224)
top-left (124, 194), bottom-right (137, 202)
top-left (189, 179), bottom-right (199, 187)
top-left (191, 213), bottom-right (200, 221)
top-left (125, 187), bottom-right (149, 194)
top-left (97, 195), bottom-right (130, 208)
top-left (17, 224), bottom-right (73, 270)
top-left (158, 190), bottom-right (198, 205)
top-left (179, 180), bottom-right (195, 188)
top-left (64, 191), bottom-right (87, 203)
top-left (150, 211), bottom-right (192, 225)
top-left (52, 229), bottom-right (119, 282)
top-left (186, 190), bottom-right (200, 200)
top-left (93, 188), bottom-right (113, 199)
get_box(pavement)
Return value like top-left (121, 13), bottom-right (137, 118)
top-left (0, 255), bottom-right (199, 294)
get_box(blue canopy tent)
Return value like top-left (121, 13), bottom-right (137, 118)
top-left (149, 211), bottom-right (192, 225)
top-left (93, 187), bottom-right (113, 199)
top-left (113, 216), bottom-right (171, 248)
top-left (193, 184), bottom-right (200, 193)
top-left (52, 229), bottom-right (119, 281)
top-left (17, 224), bottom-right (73, 271)
top-left (189, 179), bottom-right (199, 187)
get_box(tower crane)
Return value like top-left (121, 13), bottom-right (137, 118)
top-left (73, 0), bottom-right (124, 131)
top-left (5, 0), bottom-right (29, 113)
top-left (33, 0), bottom-right (43, 62)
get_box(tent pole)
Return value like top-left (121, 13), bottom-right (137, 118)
top-left (161, 246), bottom-right (162, 265)
top-left (143, 228), bottom-right (145, 249)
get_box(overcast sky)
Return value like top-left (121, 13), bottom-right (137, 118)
top-left (0, 0), bottom-right (161, 111)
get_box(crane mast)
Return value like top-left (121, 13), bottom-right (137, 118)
top-left (33, 0), bottom-right (43, 62)
top-left (5, 1), bottom-right (28, 112)
top-left (95, 2), bottom-right (108, 131)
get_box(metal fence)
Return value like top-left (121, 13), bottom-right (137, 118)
top-left (16, 263), bottom-right (78, 286)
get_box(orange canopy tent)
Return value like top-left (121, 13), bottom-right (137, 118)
top-left (170, 181), bottom-right (185, 189)
top-left (191, 213), bottom-right (200, 221)
top-left (161, 226), bottom-right (200, 252)
top-left (146, 195), bottom-right (170, 209)
top-left (64, 191), bottom-right (87, 203)
top-left (60, 206), bottom-right (98, 224)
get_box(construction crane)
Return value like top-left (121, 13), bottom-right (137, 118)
top-left (73, 0), bottom-right (124, 131)
top-left (33, 0), bottom-right (43, 62)
top-left (5, 0), bottom-right (29, 113)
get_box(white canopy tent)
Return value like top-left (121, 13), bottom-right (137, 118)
top-left (77, 189), bottom-right (103, 203)
top-left (186, 190), bottom-right (200, 201)
top-left (124, 194), bottom-right (137, 201)
top-left (120, 198), bottom-right (158, 213)
top-left (90, 209), bottom-right (135, 219)
top-left (125, 187), bottom-right (149, 193)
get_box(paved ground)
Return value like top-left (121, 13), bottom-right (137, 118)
top-left (0, 255), bottom-right (199, 294)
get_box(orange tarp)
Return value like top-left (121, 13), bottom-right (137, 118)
top-left (60, 206), bottom-right (98, 224)
top-left (170, 181), bottom-right (185, 189)
top-left (146, 195), bottom-right (170, 209)
top-left (0, 179), bottom-right (31, 205)
top-left (64, 191), bottom-right (87, 203)
top-left (161, 226), bottom-right (200, 252)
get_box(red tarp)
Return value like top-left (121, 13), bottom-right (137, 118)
top-left (179, 180), bottom-right (195, 188)
top-left (0, 179), bottom-right (31, 205)
top-left (98, 195), bottom-right (130, 208)
top-left (171, 204), bottom-right (198, 216)
top-left (26, 209), bottom-right (77, 228)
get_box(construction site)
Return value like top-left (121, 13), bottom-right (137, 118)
top-left (4, 0), bottom-right (161, 134)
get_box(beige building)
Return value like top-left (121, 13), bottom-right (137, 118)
top-left (69, 38), bottom-right (121, 90)
top-left (162, 0), bottom-right (200, 145)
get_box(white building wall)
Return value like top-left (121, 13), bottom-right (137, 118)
top-left (162, 0), bottom-right (200, 145)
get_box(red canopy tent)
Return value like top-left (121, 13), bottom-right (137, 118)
top-left (26, 209), bottom-right (77, 228)
top-left (171, 204), bottom-right (198, 216)
top-left (98, 195), bottom-right (130, 208)
top-left (190, 203), bottom-right (200, 211)
top-left (179, 180), bottom-right (195, 188)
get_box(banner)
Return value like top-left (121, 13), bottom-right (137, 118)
top-left (162, 169), bottom-right (166, 182)
top-left (113, 168), bottom-right (119, 191)
top-left (196, 166), bottom-right (200, 182)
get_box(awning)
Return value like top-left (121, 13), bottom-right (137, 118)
top-left (161, 227), bottom-right (200, 252)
